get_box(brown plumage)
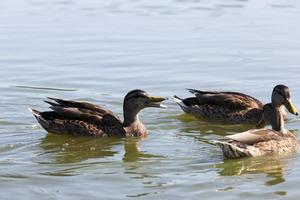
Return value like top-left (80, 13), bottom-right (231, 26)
top-left (174, 85), bottom-right (298, 126)
top-left (30, 90), bottom-right (166, 137)
top-left (215, 103), bottom-right (299, 159)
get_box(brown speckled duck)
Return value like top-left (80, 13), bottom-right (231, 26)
top-left (173, 85), bottom-right (298, 126)
top-left (216, 103), bottom-right (299, 159)
top-left (30, 90), bottom-right (166, 137)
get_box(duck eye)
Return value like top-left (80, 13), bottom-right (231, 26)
top-left (274, 88), bottom-right (287, 99)
top-left (138, 93), bottom-right (148, 99)
top-left (285, 92), bottom-right (291, 100)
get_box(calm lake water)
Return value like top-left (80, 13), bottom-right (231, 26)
top-left (1, 0), bottom-right (300, 199)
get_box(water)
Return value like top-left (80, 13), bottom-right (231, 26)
top-left (1, 0), bottom-right (300, 199)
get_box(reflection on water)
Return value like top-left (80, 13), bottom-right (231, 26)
top-left (39, 134), bottom-right (122, 163)
top-left (39, 134), bottom-right (162, 164)
top-left (123, 138), bottom-right (164, 162)
top-left (1, 0), bottom-right (300, 199)
top-left (215, 154), bottom-right (296, 188)
top-left (173, 113), bottom-right (255, 135)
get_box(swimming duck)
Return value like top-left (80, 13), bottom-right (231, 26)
top-left (173, 85), bottom-right (298, 126)
top-left (30, 90), bottom-right (166, 137)
top-left (216, 103), bottom-right (299, 158)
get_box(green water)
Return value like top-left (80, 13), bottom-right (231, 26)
top-left (1, 0), bottom-right (300, 199)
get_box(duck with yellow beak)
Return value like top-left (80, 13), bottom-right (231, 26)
top-left (216, 103), bottom-right (299, 158)
top-left (30, 90), bottom-right (166, 137)
top-left (174, 84), bottom-right (298, 126)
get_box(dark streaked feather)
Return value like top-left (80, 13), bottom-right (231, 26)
top-left (182, 97), bottom-right (198, 107)
top-left (49, 106), bottom-right (102, 124)
top-left (47, 97), bottom-right (115, 116)
top-left (173, 89), bottom-right (264, 124)
top-left (187, 89), bottom-right (263, 110)
top-left (31, 97), bottom-right (126, 137)
top-left (32, 109), bottom-right (126, 137)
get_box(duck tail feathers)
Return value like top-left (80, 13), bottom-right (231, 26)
top-left (29, 108), bottom-right (41, 117)
top-left (215, 141), bottom-right (251, 159)
top-left (186, 88), bottom-right (202, 94)
top-left (172, 95), bottom-right (187, 108)
top-left (29, 108), bottom-right (48, 125)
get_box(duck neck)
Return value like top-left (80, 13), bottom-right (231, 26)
top-left (123, 105), bottom-right (147, 137)
top-left (271, 106), bottom-right (285, 132)
top-left (123, 106), bottom-right (140, 127)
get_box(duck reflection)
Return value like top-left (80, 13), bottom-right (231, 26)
top-left (123, 138), bottom-right (163, 162)
top-left (39, 133), bottom-right (122, 163)
top-left (215, 153), bottom-right (296, 186)
top-left (39, 134), bottom-right (160, 164)
top-left (174, 114), bottom-right (254, 135)
top-left (122, 138), bottom-right (164, 184)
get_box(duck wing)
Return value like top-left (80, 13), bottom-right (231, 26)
top-left (48, 106), bottom-right (105, 124)
top-left (187, 89), bottom-right (263, 110)
top-left (46, 97), bottom-right (115, 117)
top-left (226, 129), bottom-right (284, 145)
top-left (31, 98), bottom-right (126, 137)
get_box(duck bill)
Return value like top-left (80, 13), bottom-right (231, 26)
top-left (147, 96), bottom-right (167, 108)
top-left (284, 99), bottom-right (299, 116)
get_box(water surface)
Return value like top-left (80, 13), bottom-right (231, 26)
top-left (1, 0), bottom-right (300, 199)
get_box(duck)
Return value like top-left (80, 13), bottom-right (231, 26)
top-left (173, 84), bottom-right (298, 126)
top-left (30, 90), bottom-right (166, 137)
top-left (215, 103), bottom-right (299, 159)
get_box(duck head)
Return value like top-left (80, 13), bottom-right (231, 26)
top-left (271, 84), bottom-right (298, 116)
top-left (123, 89), bottom-right (166, 126)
